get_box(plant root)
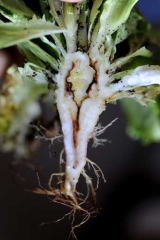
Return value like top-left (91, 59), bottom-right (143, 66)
top-left (30, 118), bottom-right (118, 238)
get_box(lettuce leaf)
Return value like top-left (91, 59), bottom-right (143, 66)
top-left (121, 97), bottom-right (160, 144)
top-left (0, 0), bottom-right (34, 21)
top-left (0, 65), bottom-right (47, 154)
top-left (120, 23), bottom-right (160, 144)
top-left (0, 15), bottom-right (66, 49)
top-left (0, 0), bottom-right (159, 155)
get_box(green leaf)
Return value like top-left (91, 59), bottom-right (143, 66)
top-left (114, 11), bottom-right (149, 46)
top-left (18, 43), bottom-right (46, 68)
top-left (0, 15), bottom-right (66, 49)
top-left (121, 97), bottom-right (160, 144)
top-left (89, 0), bottom-right (139, 63)
top-left (48, 0), bottom-right (64, 27)
top-left (0, 0), bottom-right (34, 21)
top-left (88, 0), bottom-right (103, 39)
top-left (20, 40), bottom-right (59, 70)
top-left (110, 46), bottom-right (152, 72)
top-left (62, 2), bottom-right (80, 52)
top-left (101, 0), bottom-right (138, 35)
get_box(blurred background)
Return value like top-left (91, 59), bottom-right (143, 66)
top-left (1, 0), bottom-right (160, 239)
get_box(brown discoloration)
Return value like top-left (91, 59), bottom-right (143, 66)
top-left (70, 96), bottom-right (81, 148)
top-left (66, 81), bottom-right (72, 92)
top-left (94, 71), bottom-right (98, 83)
top-left (86, 79), bottom-right (96, 94)
top-left (76, 107), bottom-right (80, 130)
top-left (66, 63), bottom-right (75, 80)
top-left (72, 107), bottom-right (80, 167)
top-left (72, 119), bottom-right (78, 147)
top-left (90, 60), bottom-right (98, 84)
top-left (65, 63), bottom-right (75, 93)
top-left (93, 65), bottom-right (98, 83)
top-left (74, 159), bottom-right (79, 169)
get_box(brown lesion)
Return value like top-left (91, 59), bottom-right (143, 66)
top-left (93, 67), bottom-right (98, 83)
top-left (71, 110), bottom-right (79, 150)
top-left (90, 60), bottom-right (97, 76)
top-left (64, 62), bottom-right (75, 93)
top-left (86, 79), bottom-right (97, 94)
top-left (72, 119), bottom-right (78, 148)
top-left (66, 81), bottom-right (72, 92)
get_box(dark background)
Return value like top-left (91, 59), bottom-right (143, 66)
top-left (1, 1), bottom-right (160, 239)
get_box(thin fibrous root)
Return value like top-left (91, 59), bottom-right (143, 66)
top-left (81, 170), bottom-right (97, 206)
top-left (92, 118), bottom-right (118, 147)
top-left (40, 209), bottom-right (74, 227)
top-left (69, 207), bottom-right (98, 240)
top-left (40, 205), bottom-right (97, 240)
top-left (33, 172), bottom-right (92, 212)
top-left (86, 157), bottom-right (106, 190)
top-left (59, 147), bottom-right (65, 165)
top-left (30, 124), bottom-right (63, 150)
top-left (48, 172), bottom-right (65, 191)
top-left (31, 163), bottom-right (102, 239)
